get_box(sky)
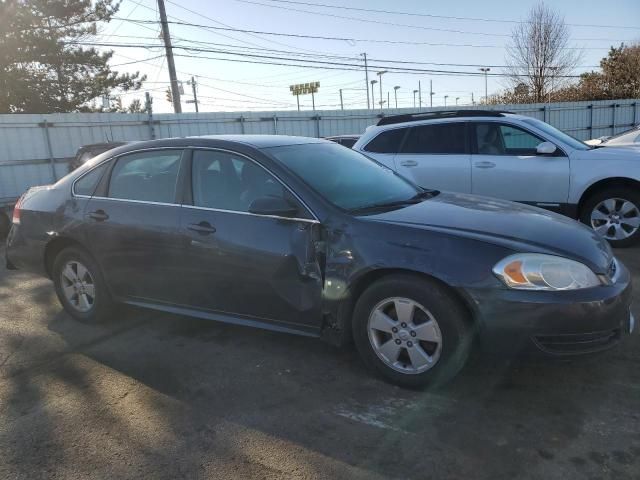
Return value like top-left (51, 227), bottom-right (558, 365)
top-left (99, 0), bottom-right (640, 113)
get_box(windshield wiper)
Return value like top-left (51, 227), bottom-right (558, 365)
top-left (348, 189), bottom-right (438, 214)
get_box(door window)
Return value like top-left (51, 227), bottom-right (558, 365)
top-left (191, 150), bottom-right (301, 215)
top-left (74, 162), bottom-right (109, 196)
top-left (401, 123), bottom-right (466, 154)
top-left (364, 128), bottom-right (407, 153)
top-left (475, 123), bottom-right (544, 156)
top-left (108, 150), bottom-right (182, 203)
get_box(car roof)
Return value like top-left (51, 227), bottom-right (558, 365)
top-left (373, 110), bottom-right (525, 128)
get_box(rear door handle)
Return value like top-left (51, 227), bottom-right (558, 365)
top-left (400, 160), bottom-right (418, 167)
top-left (86, 210), bottom-right (109, 221)
top-left (474, 161), bottom-right (496, 169)
top-left (187, 221), bottom-right (216, 235)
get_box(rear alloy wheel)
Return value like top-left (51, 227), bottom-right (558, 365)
top-left (581, 188), bottom-right (640, 248)
top-left (52, 246), bottom-right (115, 323)
top-left (353, 275), bottom-right (472, 388)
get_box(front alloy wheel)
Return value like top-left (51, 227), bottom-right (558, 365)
top-left (368, 297), bottom-right (442, 374)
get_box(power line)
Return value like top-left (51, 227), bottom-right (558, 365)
top-left (115, 18), bottom-right (616, 50)
top-left (256, 0), bottom-right (640, 30)
top-left (233, 0), bottom-right (635, 41)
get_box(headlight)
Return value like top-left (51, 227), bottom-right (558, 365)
top-left (493, 254), bottom-right (602, 291)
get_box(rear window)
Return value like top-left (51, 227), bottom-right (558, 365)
top-left (74, 162), bottom-right (109, 196)
top-left (401, 123), bottom-right (466, 154)
top-left (364, 128), bottom-right (407, 154)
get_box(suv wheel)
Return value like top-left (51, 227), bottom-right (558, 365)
top-left (352, 274), bottom-right (472, 388)
top-left (52, 247), bottom-right (115, 323)
top-left (581, 188), bottom-right (640, 248)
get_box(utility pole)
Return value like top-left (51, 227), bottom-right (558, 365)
top-left (413, 89), bottom-right (418, 108)
top-left (370, 80), bottom-right (377, 110)
top-left (188, 76), bottom-right (199, 112)
top-left (157, 0), bottom-right (181, 113)
top-left (471, 92), bottom-right (475, 105)
top-left (456, 97), bottom-right (460, 106)
top-left (362, 53), bottom-right (370, 110)
top-left (339, 89), bottom-right (344, 110)
top-left (394, 86), bottom-right (400, 109)
top-left (444, 95), bottom-right (448, 107)
top-left (430, 80), bottom-right (433, 108)
top-left (418, 81), bottom-right (422, 109)
top-left (387, 91), bottom-right (390, 110)
top-left (479, 68), bottom-right (490, 104)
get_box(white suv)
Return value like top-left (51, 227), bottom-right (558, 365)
top-left (353, 110), bottom-right (640, 247)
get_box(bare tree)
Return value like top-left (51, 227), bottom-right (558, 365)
top-left (505, 2), bottom-right (582, 103)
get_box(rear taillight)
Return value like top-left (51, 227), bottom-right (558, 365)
top-left (12, 195), bottom-right (24, 224)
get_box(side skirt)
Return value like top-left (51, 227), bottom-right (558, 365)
top-left (122, 299), bottom-right (322, 338)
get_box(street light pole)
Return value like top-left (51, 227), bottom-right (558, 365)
top-left (394, 86), bottom-right (400, 109)
top-left (479, 67), bottom-right (490, 103)
top-left (376, 70), bottom-right (387, 109)
top-left (456, 97), bottom-right (460, 106)
top-left (444, 95), bottom-right (448, 107)
top-left (361, 53), bottom-right (370, 110)
top-left (413, 90), bottom-right (418, 108)
top-left (339, 89), bottom-right (343, 110)
top-left (370, 80), bottom-right (377, 111)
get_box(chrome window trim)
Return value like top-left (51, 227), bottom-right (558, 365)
top-left (71, 145), bottom-right (321, 223)
top-left (189, 146), bottom-right (320, 222)
top-left (182, 204), bottom-right (319, 224)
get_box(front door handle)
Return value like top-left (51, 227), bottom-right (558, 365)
top-left (474, 161), bottom-right (496, 169)
top-left (187, 221), bottom-right (216, 235)
top-left (400, 160), bottom-right (418, 167)
top-left (86, 210), bottom-right (109, 221)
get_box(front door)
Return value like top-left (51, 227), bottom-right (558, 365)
top-left (470, 122), bottom-right (570, 206)
top-left (393, 122), bottom-right (471, 192)
top-left (83, 149), bottom-right (185, 303)
top-left (178, 149), bottom-right (323, 329)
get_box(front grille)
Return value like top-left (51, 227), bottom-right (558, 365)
top-left (533, 329), bottom-right (620, 355)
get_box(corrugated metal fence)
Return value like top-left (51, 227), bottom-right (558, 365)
top-left (0, 98), bottom-right (638, 201)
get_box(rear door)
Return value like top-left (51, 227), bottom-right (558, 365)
top-left (82, 149), bottom-right (185, 303)
top-left (470, 122), bottom-right (569, 205)
top-left (394, 122), bottom-right (471, 192)
top-left (177, 148), bottom-right (323, 329)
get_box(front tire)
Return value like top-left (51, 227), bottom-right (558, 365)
top-left (352, 274), bottom-right (473, 388)
top-left (52, 246), bottom-right (115, 323)
top-left (580, 188), bottom-right (640, 248)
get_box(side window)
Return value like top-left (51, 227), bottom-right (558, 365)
top-left (364, 128), bottom-right (407, 154)
top-left (475, 123), bottom-right (543, 155)
top-left (74, 162), bottom-right (109, 196)
top-left (192, 150), bottom-right (303, 215)
top-left (108, 150), bottom-right (182, 203)
top-left (401, 123), bottom-right (466, 154)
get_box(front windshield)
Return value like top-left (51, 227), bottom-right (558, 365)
top-left (522, 117), bottom-right (590, 151)
top-left (266, 143), bottom-right (420, 210)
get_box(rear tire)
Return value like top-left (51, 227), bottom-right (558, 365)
top-left (580, 188), bottom-right (640, 248)
top-left (352, 274), bottom-right (473, 389)
top-left (52, 246), bottom-right (115, 323)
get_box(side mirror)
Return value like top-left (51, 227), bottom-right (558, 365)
top-left (248, 196), bottom-right (298, 217)
top-left (536, 141), bottom-right (557, 155)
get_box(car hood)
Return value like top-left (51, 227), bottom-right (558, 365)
top-left (362, 192), bottom-right (613, 273)
top-left (580, 145), bottom-right (640, 159)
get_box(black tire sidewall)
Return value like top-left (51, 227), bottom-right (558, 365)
top-left (580, 188), bottom-right (640, 248)
top-left (352, 275), bottom-right (472, 388)
top-left (52, 247), bottom-right (112, 323)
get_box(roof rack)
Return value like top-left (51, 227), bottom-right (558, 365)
top-left (376, 110), bottom-right (512, 126)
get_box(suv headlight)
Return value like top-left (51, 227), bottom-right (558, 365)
top-left (493, 254), bottom-right (602, 291)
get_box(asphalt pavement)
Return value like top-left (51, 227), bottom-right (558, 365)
top-left (0, 245), bottom-right (639, 479)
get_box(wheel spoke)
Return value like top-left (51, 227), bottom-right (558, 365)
top-left (413, 320), bottom-right (440, 343)
top-left (407, 344), bottom-right (433, 370)
top-left (394, 299), bottom-right (414, 324)
top-left (62, 284), bottom-right (76, 300)
top-left (621, 217), bottom-right (640, 228)
top-left (369, 310), bottom-right (396, 333)
top-left (602, 199), bottom-right (616, 214)
top-left (78, 293), bottom-right (92, 311)
top-left (76, 263), bottom-right (89, 283)
top-left (620, 201), bottom-right (637, 215)
top-left (594, 223), bottom-right (611, 236)
top-left (591, 210), bottom-right (609, 222)
top-left (84, 283), bottom-right (96, 299)
top-left (62, 264), bottom-right (77, 283)
top-left (613, 225), bottom-right (628, 240)
top-left (377, 339), bottom-right (401, 363)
